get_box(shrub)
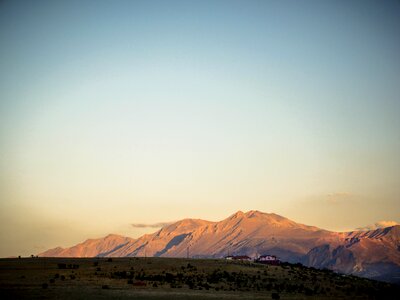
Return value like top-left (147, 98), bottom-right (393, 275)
top-left (271, 293), bottom-right (280, 300)
top-left (113, 271), bottom-right (129, 279)
top-left (304, 287), bottom-right (314, 296)
top-left (165, 273), bottom-right (175, 283)
top-left (42, 283), bottom-right (48, 289)
top-left (133, 281), bottom-right (147, 287)
top-left (102, 285), bottom-right (110, 289)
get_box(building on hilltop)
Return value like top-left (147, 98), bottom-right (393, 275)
top-left (255, 254), bottom-right (280, 265)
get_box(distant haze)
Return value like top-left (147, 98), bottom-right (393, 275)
top-left (0, 0), bottom-right (399, 257)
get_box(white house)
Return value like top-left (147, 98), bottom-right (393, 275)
top-left (256, 255), bottom-right (280, 265)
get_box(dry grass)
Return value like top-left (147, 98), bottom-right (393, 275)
top-left (0, 257), bottom-right (398, 299)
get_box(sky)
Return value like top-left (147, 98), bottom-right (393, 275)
top-left (0, 0), bottom-right (399, 257)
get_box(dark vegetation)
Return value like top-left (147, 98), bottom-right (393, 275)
top-left (0, 257), bottom-right (398, 299)
top-left (57, 263), bottom-right (79, 269)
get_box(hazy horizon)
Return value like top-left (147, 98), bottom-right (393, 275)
top-left (1, 0), bottom-right (400, 257)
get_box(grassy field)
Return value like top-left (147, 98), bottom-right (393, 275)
top-left (0, 257), bottom-right (398, 299)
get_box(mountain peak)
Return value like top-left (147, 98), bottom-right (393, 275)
top-left (245, 210), bottom-right (264, 218)
top-left (231, 210), bottom-right (282, 220)
top-left (231, 210), bottom-right (269, 217)
top-left (234, 210), bottom-right (245, 216)
top-left (156, 218), bottom-right (212, 237)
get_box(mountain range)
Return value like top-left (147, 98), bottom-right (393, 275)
top-left (39, 210), bottom-right (400, 283)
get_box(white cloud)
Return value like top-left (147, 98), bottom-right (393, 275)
top-left (131, 222), bottom-right (172, 228)
top-left (356, 220), bottom-right (399, 231)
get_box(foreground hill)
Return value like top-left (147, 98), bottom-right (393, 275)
top-left (1, 257), bottom-right (398, 299)
top-left (39, 211), bottom-right (400, 283)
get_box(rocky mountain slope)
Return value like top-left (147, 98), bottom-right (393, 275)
top-left (39, 234), bottom-right (135, 257)
top-left (38, 210), bottom-right (400, 283)
top-left (304, 225), bottom-right (400, 283)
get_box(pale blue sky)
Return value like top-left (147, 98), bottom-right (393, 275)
top-left (1, 0), bottom-right (399, 257)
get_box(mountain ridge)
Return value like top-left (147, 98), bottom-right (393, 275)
top-left (38, 210), bottom-right (400, 283)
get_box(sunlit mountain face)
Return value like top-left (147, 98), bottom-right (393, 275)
top-left (39, 210), bottom-right (400, 284)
